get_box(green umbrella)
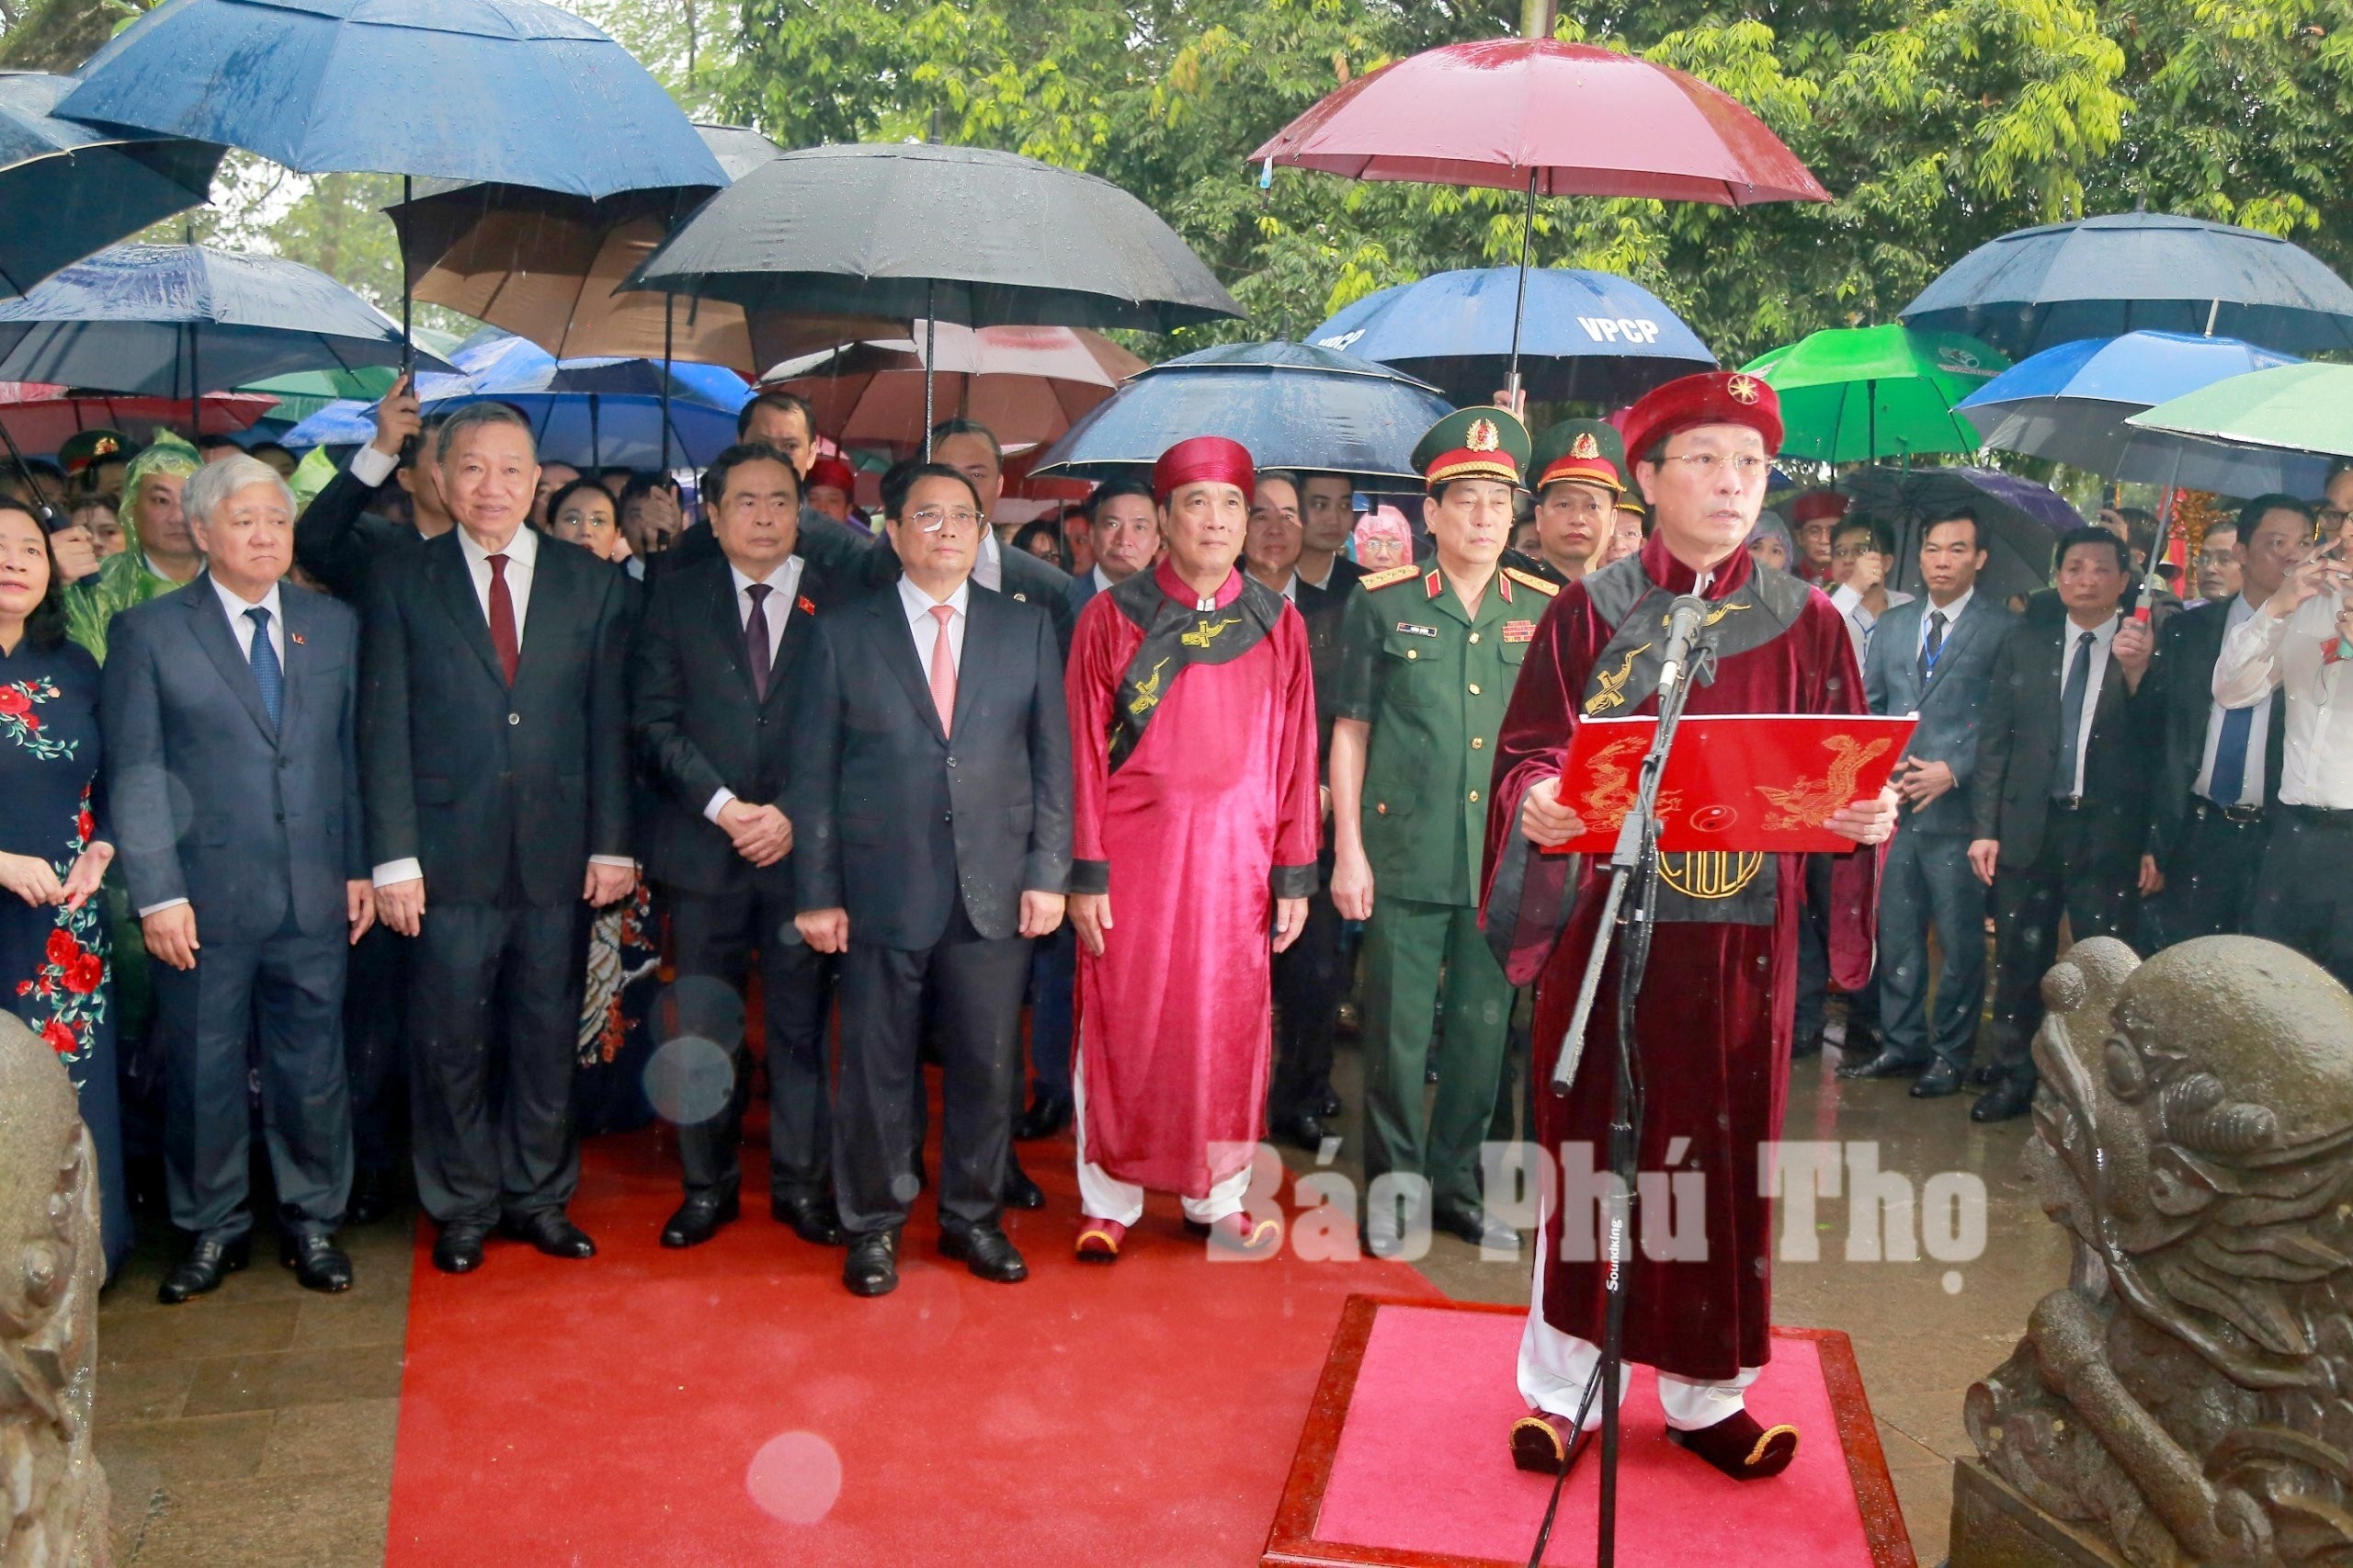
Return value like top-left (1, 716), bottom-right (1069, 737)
top-left (235, 326), bottom-right (468, 420)
top-left (2124, 361), bottom-right (2353, 460)
top-left (1744, 324), bottom-right (2007, 463)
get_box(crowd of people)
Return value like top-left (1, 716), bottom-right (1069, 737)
top-left (1, 371), bottom-right (2346, 1376)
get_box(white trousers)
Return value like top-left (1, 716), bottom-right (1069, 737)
top-left (1071, 1058), bottom-right (1252, 1226)
top-left (1517, 1215), bottom-right (1758, 1432)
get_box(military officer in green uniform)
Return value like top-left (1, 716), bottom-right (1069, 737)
top-left (1328, 406), bottom-right (1555, 1256)
top-left (1508, 417), bottom-right (1629, 588)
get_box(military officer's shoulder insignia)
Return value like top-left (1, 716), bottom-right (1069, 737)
top-left (1502, 566), bottom-right (1560, 597)
top-left (1359, 564), bottom-right (1419, 591)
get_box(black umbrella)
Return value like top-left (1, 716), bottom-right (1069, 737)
top-left (1839, 466), bottom-right (2086, 606)
top-left (625, 142), bottom-right (1243, 443)
top-left (1901, 208), bottom-right (2353, 358)
top-left (0, 73), bottom-right (223, 301)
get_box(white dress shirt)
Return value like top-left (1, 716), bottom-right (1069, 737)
top-left (375, 522), bottom-right (630, 886)
top-left (900, 574), bottom-right (970, 686)
top-left (347, 443), bottom-right (398, 489)
top-left (1831, 582), bottom-right (1915, 670)
top-left (1915, 586), bottom-right (1975, 666)
top-left (2192, 593), bottom-right (2274, 806)
top-left (1090, 562), bottom-right (1116, 597)
top-left (2058, 614), bottom-right (2119, 798)
top-left (2214, 589), bottom-right (2353, 809)
top-left (701, 557), bottom-right (806, 823)
top-left (971, 528), bottom-right (1002, 594)
top-left (141, 577), bottom-right (288, 918)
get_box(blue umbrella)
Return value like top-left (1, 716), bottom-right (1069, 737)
top-left (1901, 209), bottom-right (2353, 358)
top-left (57, 0), bottom-right (727, 358)
top-left (1957, 330), bottom-right (2302, 480)
top-left (0, 244), bottom-right (452, 408)
top-left (1307, 267), bottom-right (1713, 403)
top-left (1029, 340), bottom-right (1453, 485)
top-left (0, 74), bottom-right (224, 301)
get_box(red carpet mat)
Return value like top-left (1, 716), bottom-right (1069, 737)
top-left (1266, 1297), bottom-right (1915, 1567)
top-left (385, 1127), bottom-right (1438, 1567)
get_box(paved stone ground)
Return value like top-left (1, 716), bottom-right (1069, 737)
top-left (94, 1017), bottom-right (2054, 1565)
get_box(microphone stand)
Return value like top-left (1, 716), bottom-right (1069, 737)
top-left (1532, 606), bottom-right (1718, 1568)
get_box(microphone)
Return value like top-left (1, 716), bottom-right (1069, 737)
top-left (1656, 595), bottom-right (1711, 694)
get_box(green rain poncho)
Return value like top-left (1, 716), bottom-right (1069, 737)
top-left (63, 434), bottom-right (203, 663)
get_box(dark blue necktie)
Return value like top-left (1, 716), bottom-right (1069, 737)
top-left (2052, 630), bottom-right (2093, 800)
top-left (2209, 702), bottom-right (2254, 806)
top-left (245, 606), bottom-right (283, 729)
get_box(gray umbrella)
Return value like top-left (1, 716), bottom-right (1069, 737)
top-left (625, 142), bottom-right (1240, 332)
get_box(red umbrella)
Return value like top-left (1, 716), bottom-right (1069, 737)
top-left (0, 381), bottom-right (277, 453)
top-left (1252, 36), bottom-right (1828, 393)
top-left (771, 322), bottom-right (1144, 457)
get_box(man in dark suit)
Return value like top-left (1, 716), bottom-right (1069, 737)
top-left (929, 418), bottom-right (1078, 652)
top-left (2150, 496), bottom-right (2303, 946)
top-left (103, 456), bottom-right (372, 1302)
top-left (631, 441), bottom-right (844, 1251)
top-left (1846, 506), bottom-right (2016, 1097)
top-left (1063, 477), bottom-right (1159, 620)
top-left (1968, 527), bottom-right (2160, 1121)
top-left (790, 460), bottom-right (1072, 1298)
top-left (1297, 472), bottom-right (1369, 596)
top-left (360, 403), bottom-right (635, 1275)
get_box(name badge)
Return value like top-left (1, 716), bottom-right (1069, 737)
top-left (1394, 621), bottom-right (1438, 638)
top-left (1502, 619), bottom-right (1536, 643)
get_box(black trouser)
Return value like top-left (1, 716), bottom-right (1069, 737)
top-left (407, 901), bottom-right (583, 1230)
top-left (1987, 810), bottom-right (2140, 1084)
top-left (1796, 851), bottom-right (1881, 1046)
top-left (1270, 858), bottom-right (1347, 1122)
top-left (2156, 799), bottom-right (2268, 948)
top-left (343, 920), bottom-right (409, 1177)
top-left (834, 903), bottom-right (1029, 1239)
top-left (2248, 805), bottom-right (2353, 991)
top-left (665, 883), bottom-right (835, 1204)
top-left (152, 916), bottom-right (352, 1244)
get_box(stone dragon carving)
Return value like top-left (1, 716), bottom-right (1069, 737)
top-left (1966, 935), bottom-right (2353, 1566)
top-left (0, 1010), bottom-right (110, 1568)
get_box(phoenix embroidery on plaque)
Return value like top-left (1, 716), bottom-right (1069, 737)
top-left (1179, 616), bottom-right (1240, 649)
top-left (1127, 656), bottom-right (1172, 717)
top-left (1756, 735), bottom-right (1894, 830)
top-left (1584, 643), bottom-right (1651, 716)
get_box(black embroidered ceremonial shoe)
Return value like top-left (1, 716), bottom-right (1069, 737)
top-left (1509, 1413), bottom-right (1587, 1475)
top-left (1666, 1410), bottom-right (1799, 1481)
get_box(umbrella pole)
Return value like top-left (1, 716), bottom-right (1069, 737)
top-left (189, 323), bottom-right (200, 440)
top-left (660, 292), bottom-right (675, 474)
top-left (1505, 170), bottom-right (1538, 409)
top-left (591, 394), bottom-right (601, 472)
top-left (924, 282), bottom-right (938, 459)
top-left (402, 176), bottom-right (415, 375)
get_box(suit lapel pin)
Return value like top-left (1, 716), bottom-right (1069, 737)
top-left (289, 631), bottom-right (305, 645)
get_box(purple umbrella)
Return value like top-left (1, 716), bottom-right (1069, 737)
top-left (1840, 464), bottom-right (2086, 604)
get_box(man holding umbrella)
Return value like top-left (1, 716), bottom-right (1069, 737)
top-left (1329, 407), bottom-right (1551, 1256)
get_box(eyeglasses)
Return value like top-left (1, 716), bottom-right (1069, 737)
top-left (1662, 452), bottom-right (1769, 482)
top-left (2318, 508), bottom-right (2349, 527)
top-left (1831, 543), bottom-right (1881, 561)
top-left (908, 506), bottom-right (982, 533)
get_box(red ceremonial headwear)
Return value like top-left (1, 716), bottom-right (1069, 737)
top-left (1789, 489), bottom-right (1849, 525)
top-left (1618, 370), bottom-right (1784, 472)
top-left (804, 454), bottom-right (857, 494)
top-left (1152, 436), bottom-right (1255, 506)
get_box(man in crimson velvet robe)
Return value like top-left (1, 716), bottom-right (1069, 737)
top-left (1063, 437), bottom-right (1321, 1262)
top-left (1480, 372), bottom-right (1896, 1482)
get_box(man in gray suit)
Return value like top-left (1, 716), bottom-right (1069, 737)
top-left (103, 456), bottom-right (371, 1302)
top-left (1844, 507), bottom-right (2016, 1097)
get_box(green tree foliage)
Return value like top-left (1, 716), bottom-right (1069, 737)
top-left (716, 0), bottom-right (2353, 366)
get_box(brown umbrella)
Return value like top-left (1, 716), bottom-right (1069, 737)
top-left (773, 322), bottom-right (1144, 456)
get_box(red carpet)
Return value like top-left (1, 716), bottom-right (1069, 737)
top-left (385, 1124), bottom-right (1438, 1567)
top-left (1267, 1299), bottom-right (1914, 1567)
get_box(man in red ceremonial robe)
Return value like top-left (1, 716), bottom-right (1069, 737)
top-left (1063, 436), bottom-right (1321, 1262)
top-left (1480, 372), bottom-right (1897, 1481)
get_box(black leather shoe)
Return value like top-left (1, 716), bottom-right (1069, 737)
top-left (1965, 1062), bottom-right (1999, 1088)
top-left (1790, 1029), bottom-right (1824, 1060)
top-left (1841, 1018), bottom-right (1885, 1057)
top-left (1970, 1076), bottom-right (2037, 1123)
top-left (279, 1233), bottom-right (354, 1293)
top-left (1909, 1061), bottom-right (1965, 1099)
top-left (499, 1210), bottom-right (597, 1259)
top-left (157, 1234), bottom-right (251, 1304)
top-left (661, 1190), bottom-right (739, 1249)
top-left (432, 1224), bottom-right (488, 1275)
top-left (772, 1192), bottom-right (847, 1247)
top-left (346, 1168), bottom-right (397, 1225)
top-left (1002, 1161), bottom-right (1046, 1210)
top-left (1434, 1205), bottom-right (1520, 1252)
top-left (1314, 1086), bottom-right (1343, 1119)
top-left (1836, 1047), bottom-right (1933, 1081)
top-left (1013, 1086), bottom-right (1072, 1142)
top-left (1271, 1112), bottom-right (1327, 1153)
top-left (843, 1230), bottom-right (900, 1297)
top-left (939, 1223), bottom-right (1029, 1284)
